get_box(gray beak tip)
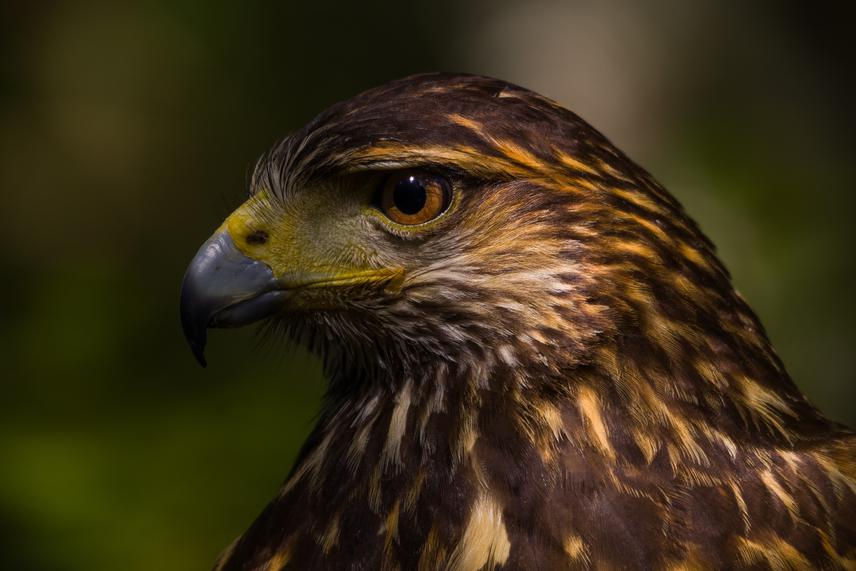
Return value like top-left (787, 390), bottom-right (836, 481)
top-left (183, 322), bottom-right (208, 368)
top-left (192, 344), bottom-right (208, 368)
top-left (180, 274), bottom-right (210, 368)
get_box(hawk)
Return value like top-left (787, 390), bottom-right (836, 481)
top-left (180, 73), bottom-right (855, 570)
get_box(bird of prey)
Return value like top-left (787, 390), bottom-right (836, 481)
top-left (180, 73), bottom-right (855, 570)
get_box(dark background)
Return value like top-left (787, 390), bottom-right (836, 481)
top-left (1, 1), bottom-right (853, 569)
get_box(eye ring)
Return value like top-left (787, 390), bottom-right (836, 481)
top-left (376, 170), bottom-right (451, 225)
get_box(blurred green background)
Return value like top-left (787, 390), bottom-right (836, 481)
top-left (1, 1), bottom-right (853, 569)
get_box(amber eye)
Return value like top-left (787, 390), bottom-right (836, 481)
top-left (377, 171), bottom-right (451, 225)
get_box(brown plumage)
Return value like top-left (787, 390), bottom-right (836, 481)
top-left (179, 73), bottom-right (856, 570)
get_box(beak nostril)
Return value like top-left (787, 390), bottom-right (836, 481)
top-left (246, 230), bottom-right (269, 245)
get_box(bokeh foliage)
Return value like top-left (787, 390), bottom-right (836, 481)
top-left (1, 1), bottom-right (853, 569)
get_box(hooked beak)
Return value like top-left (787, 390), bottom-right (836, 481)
top-left (179, 232), bottom-right (287, 367)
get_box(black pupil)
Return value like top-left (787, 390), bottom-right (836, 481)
top-left (393, 176), bottom-right (427, 215)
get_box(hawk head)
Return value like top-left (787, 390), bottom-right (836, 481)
top-left (182, 72), bottom-right (829, 455)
